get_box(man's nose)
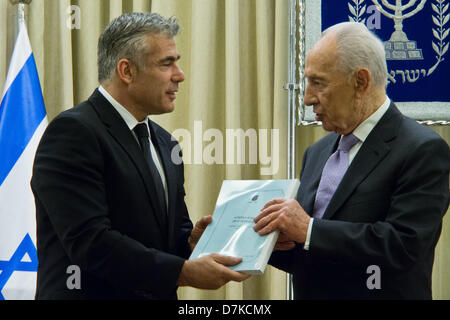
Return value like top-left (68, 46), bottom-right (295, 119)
top-left (303, 83), bottom-right (317, 106)
top-left (173, 63), bottom-right (185, 83)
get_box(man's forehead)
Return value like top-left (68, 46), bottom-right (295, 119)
top-left (305, 56), bottom-right (335, 79)
top-left (305, 35), bottom-right (338, 76)
top-left (146, 34), bottom-right (179, 56)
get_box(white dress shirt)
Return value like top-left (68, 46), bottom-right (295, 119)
top-left (304, 97), bottom-right (391, 250)
top-left (98, 86), bottom-right (168, 206)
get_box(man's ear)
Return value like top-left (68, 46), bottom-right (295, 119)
top-left (116, 59), bottom-right (136, 85)
top-left (355, 68), bottom-right (370, 96)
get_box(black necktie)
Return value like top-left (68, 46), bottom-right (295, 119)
top-left (133, 123), bottom-right (167, 215)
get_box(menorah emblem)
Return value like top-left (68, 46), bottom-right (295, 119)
top-left (371, 0), bottom-right (427, 60)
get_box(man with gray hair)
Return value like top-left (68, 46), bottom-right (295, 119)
top-left (31, 12), bottom-right (248, 300)
top-left (254, 22), bottom-right (449, 299)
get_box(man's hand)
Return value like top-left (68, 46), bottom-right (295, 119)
top-left (253, 198), bottom-right (311, 245)
top-left (177, 254), bottom-right (251, 290)
top-left (273, 233), bottom-right (296, 251)
top-left (189, 215), bottom-right (213, 251)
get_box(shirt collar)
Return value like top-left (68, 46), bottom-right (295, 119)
top-left (352, 96), bottom-right (391, 143)
top-left (98, 85), bottom-right (151, 135)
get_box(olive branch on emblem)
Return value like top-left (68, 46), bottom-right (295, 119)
top-left (348, 0), bottom-right (367, 24)
top-left (428, 0), bottom-right (449, 75)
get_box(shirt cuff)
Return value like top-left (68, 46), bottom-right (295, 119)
top-left (303, 217), bottom-right (314, 250)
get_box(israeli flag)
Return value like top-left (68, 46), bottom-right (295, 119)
top-left (0, 19), bottom-right (47, 299)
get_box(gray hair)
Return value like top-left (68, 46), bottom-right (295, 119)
top-left (97, 12), bottom-right (180, 83)
top-left (322, 22), bottom-right (388, 88)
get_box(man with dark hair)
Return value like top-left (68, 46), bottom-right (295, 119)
top-left (31, 12), bottom-right (248, 300)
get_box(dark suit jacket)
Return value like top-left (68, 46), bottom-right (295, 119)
top-left (31, 89), bottom-right (193, 299)
top-left (270, 103), bottom-right (450, 299)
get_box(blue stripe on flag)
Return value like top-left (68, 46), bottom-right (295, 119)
top-left (0, 53), bottom-right (46, 186)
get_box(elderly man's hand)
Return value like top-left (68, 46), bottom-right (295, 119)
top-left (189, 215), bottom-right (213, 251)
top-left (253, 198), bottom-right (311, 245)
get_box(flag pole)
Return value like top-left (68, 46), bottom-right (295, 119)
top-left (284, 0), bottom-right (298, 301)
top-left (9, 0), bottom-right (32, 36)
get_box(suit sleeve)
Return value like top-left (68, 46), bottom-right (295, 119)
top-left (173, 156), bottom-right (194, 259)
top-left (31, 115), bottom-right (185, 298)
top-left (309, 136), bottom-right (450, 271)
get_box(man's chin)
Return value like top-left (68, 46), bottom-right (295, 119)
top-left (166, 103), bottom-right (175, 113)
top-left (322, 124), bottom-right (345, 135)
top-left (152, 104), bottom-right (175, 115)
top-left (321, 121), bottom-right (333, 132)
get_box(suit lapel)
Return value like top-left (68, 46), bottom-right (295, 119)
top-left (149, 121), bottom-right (179, 251)
top-left (322, 103), bottom-right (400, 220)
top-left (88, 89), bottom-right (168, 233)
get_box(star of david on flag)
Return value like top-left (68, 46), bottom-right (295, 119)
top-left (0, 18), bottom-right (47, 300)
